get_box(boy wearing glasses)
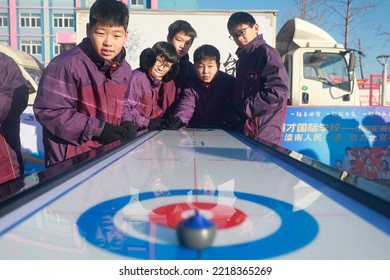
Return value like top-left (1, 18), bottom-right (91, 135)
top-left (226, 11), bottom-right (289, 145)
top-left (166, 44), bottom-right (234, 129)
top-left (123, 41), bottom-right (179, 132)
top-left (34, 0), bottom-right (136, 167)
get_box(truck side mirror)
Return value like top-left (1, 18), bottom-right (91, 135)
top-left (349, 52), bottom-right (356, 73)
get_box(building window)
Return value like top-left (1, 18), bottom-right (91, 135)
top-left (21, 40), bottom-right (42, 55)
top-left (0, 13), bottom-right (8, 27)
top-left (53, 14), bottom-right (74, 28)
top-left (20, 13), bottom-right (41, 27)
top-left (54, 43), bottom-right (61, 55)
top-left (131, 0), bottom-right (144, 5)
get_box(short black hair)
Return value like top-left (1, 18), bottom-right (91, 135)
top-left (152, 41), bottom-right (179, 64)
top-left (139, 42), bottom-right (178, 71)
top-left (167, 20), bottom-right (197, 43)
top-left (89, 0), bottom-right (129, 30)
top-left (227, 11), bottom-right (256, 31)
top-left (193, 44), bottom-right (220, 64)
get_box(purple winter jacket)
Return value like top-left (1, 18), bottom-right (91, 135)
top-left (160, 53), bottom-right (195, 118)
top-left (122, 68), bottom-right (175, 130)
top-left (0, 52), bottom-right (28, 184)
top-left (173, 71), bottom-right (235, 127)
top-left (175, 54), bottom-right (195, 92)
top-left (33, 38), bottom-right (132, 166)
top-left (234, 34), bottom-right (289, 145)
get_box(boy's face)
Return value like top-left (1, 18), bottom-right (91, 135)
top-left (229, 23), bottom-right (258, 48)
top-left (195, 58), bottom-right (219, 84)
top-left (168, 31), bottom-right (192, 58)
top-left (149, 55), bottom-right (173, 81)
top-left (87, 22), bottom-right (128, 61)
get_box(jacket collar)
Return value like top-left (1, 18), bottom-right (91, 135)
top-left (79, 38), bottom-right (126, 73)
top-left (179, 53), bottom-right (190, 64)
top-left (236, 34), bottom-right (266, 58)
top-left (145, 70), bottom-right (162, 87)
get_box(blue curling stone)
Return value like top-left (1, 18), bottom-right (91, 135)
top-left (177, 210), bottom-right (216, 250)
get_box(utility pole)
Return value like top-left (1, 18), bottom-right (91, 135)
top-left (376, 55), bottom-right (390, 106)
top-left (358, 39), bottom-right (364, 79)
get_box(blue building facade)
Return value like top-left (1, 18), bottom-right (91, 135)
top-left (0, 0), bottom-right (197, 66)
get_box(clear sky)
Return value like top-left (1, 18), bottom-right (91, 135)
top-left (197, 0), bottom-right (389, 78)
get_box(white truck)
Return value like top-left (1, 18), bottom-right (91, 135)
top-left (74, 9), bottom-right (361, 106)
top-left (277, 18), bottom-right (360, 106)
top-left (0, 45), bottom-right (44, 105)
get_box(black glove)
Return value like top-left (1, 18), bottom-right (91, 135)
top-left (148, 117), bottom-right (163, 131)
top-left (98, 123), bottom-right (127, 144)
top-left (120, 121), bottom-right (137, 139)
top-left (223, 103), bottom-right (244, 128)
top-left (165, 116), bottom-right (184, 130)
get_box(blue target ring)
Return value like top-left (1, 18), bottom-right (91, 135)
top-left (77, 189), bottom-right (318, 259)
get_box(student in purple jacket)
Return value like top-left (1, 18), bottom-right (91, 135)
top-left (226, 11), bottom-right (289, 145)
top-left (166, 44), bottom-right (235, 129)
top-left (34, 0), bottom-right (136, 167)
top-left (0, 52), bottom-right (29, 184)
top-left (123, 41), bottom-right (179, 132)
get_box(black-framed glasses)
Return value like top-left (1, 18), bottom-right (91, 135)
top-left (155, 58), bottom-right (172, 71)
top-left (229, 25), bottom-right (253, 40)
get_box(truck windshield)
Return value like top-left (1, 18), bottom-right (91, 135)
top-left (303, 52), bottom-right (351, 91)
top-left (24, 66), bottom-right (42, 94)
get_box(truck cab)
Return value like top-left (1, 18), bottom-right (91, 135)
top-left (0, 45), bottom-right (44, 105)
top-left (276, 18), bottom-right (360, 106)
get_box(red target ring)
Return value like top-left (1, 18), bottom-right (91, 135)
top-left (149, 202), bottom-right (247, 229)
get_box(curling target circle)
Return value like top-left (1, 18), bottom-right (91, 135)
top-left (77, 189), bottom-right (318, 259)
top-left (149, 202), bottom-right (247, 229)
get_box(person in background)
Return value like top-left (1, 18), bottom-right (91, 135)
top-left (355, 146), bottom-right (375, 171)
top-left (348, 159), bottom-right (363, 177)
top-left (33, 0), bottom-right (136, 167)
top-left (342, 146), bottom-right (356, 171)
top-left (162, 20), bottom-right (198, 117)
top-left (0, 52), bottom-right (29, 184)
top-left (363, 156), bottom-right (379, 180)
top-left (166, 44), bottom-right (235, 129)
top-left (225, 11), bottom-right (289, 145)
top-left (335, 159), bottom-right (343, 171)
top-left (374, 146), bottom-right (390, 167)
top-left (379, 159), bottom-right (390, 179)
top-left (122, 41), bottom-right (179, 132)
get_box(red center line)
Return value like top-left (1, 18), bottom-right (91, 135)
top-left (193, 157), bottom-right (198, 202)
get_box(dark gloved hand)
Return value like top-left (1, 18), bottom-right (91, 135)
top-left (165, 116), bottom-right (184, 130)
top-left (148, 117), bottom-right (163, 131)
top-left (223, 103), bottom-right (244, 128)
top-left (120, 121), bottom-right (137, 139)
top-left (98, 123), bottom-right (127, 144)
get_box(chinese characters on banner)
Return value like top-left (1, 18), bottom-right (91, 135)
top-left (282, 107), bottom-right (390, 180)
